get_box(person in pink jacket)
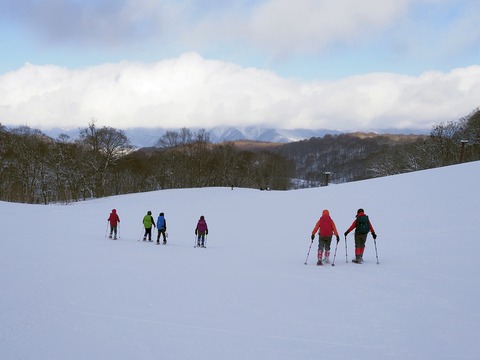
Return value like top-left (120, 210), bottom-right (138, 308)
top-left (195, 215), bottom-right (208, 248)
top-left (311, 209), bottom-right (339, 266)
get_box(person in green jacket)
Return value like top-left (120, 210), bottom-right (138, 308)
top-left (143, 211), bottom-right (156, 242)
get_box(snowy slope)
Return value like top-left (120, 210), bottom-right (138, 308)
top-left (1, 162), bottom-right (480, 360)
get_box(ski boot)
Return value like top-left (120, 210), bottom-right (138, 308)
top-left (316, 250), bottom-right (323, 266)
top-left (324, 251), bottom-right (330, 264)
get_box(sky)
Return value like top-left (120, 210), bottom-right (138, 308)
top-left (1, 161), bottom-right (479, 359)
top-left (0, 0), bottom-right (480, 132)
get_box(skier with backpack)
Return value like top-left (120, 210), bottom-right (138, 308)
top-left (142, 211), bottom-right (156, 242)
top-left (344, 208), bottom-right (377, 263)
top-left (310, 209), bottom-right (340, 266)
top-left (107, 209), bottom-right (120, 239)
top-left (195, 215), bottom-right (208, 248)
top-left (156, 212), bottom-right (167, 245)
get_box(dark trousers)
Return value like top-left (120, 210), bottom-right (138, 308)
top-left (354, 233), bottom-right (368, 258)
top-left (197, 231), bottom-right (206, 244)
top-left (144, 227), bottom-right (152, 240)
top-left (318, 235), bottom-right (333, 252)
top-left (157, 229), bottom-right (166, 241)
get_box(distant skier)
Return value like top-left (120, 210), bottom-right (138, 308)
top-left (143, 211), bottom-right (156, 242)
top-left (195, 215), bottom-right (208, 248)
top-left (344, 208), bottom-right (377, 263)
top-left (311, 209), bottom-right (339, 265)
top-left (107, 209), bottom-right (120, 240)
top-left (156, 212), bottom-right (167, 245)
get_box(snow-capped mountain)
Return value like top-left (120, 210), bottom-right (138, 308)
top-left (207, 126), bottom-right (342, 143)
top-left (41, 126), bottom-right (426, 148)
top-left (42, 126), bottom-right (342, 147)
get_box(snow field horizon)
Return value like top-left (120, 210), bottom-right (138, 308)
top-left (1, 161), bottom-right (479, 359)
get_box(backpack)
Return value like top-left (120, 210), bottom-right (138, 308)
top-left (143, 215), bottom-right (152, 228)
top-left (157, 216), bottom-right (165, 230)
top-left (197, 219), bottom-right (207, 232)
top-left (356, 215), bottom-right (370, 234)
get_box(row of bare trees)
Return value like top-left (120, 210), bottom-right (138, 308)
top-left (274, 108), bottom-right (480, 185)
top-left (0, 122), bottom-right (294, 204)
top-left (116, 128), bottom-right (294, 193)
top-left (370, 108), bottom-right (480, 177)
top-left (0, 121), bottom-right (131, 203)
top-left (1, 108), bottom-right (478, 203)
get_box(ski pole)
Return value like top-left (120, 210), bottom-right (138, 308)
top-left (117, 223), bottom-right (121, 239)
top-left (138, 227), bottom-right (144, 242)
top-left (331, 239), bottom-right (339, 267)
top-left (344, 234), bottom-right (348, 263)
top-left (204, 234), bottom-right (208, 248)
top-left (194, 234), bottom-right (198, 248)
top-left (373, 236), bottom-right (380, 264)
top-left (304, 239), bottom-right (313, 265)
top-left (105, 221), bottom-right (109, 238)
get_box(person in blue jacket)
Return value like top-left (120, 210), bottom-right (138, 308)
top-left (156, 212), bottom-right (167, 245)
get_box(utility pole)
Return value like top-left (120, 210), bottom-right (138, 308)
top-left (324, 172), bottom-right (331, 186)
top-left (459, 140), bottom-right (468, 163)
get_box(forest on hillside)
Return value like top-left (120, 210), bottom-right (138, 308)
top-left (0, 108), bottom-right (479, 204)
top-left (0, 124), bottom-right (294, 204)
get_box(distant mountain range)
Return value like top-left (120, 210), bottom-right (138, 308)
top-left (42, 126), bottom-right (428, 148)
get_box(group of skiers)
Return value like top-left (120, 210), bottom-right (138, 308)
top-left (108, 207), bottom-right (377, 264)
top-left (310, 208), bottom-right (377, 265)
top-left (107, 209), bottom-right (209, 247)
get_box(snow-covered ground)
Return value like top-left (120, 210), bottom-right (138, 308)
top-left (1, 161), bottom-right (479, 360)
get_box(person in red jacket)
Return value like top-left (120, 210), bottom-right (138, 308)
top-left (344, 208), bottom-right (377, 263)
top-left (107, 209), bottom-right (120, 240)
top-left (311, 209), bottom-right (340, 266)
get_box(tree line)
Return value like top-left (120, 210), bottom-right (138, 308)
top-left (274, 108), bottom-right (480, 186)
top-left (370, 108), bottom-right (480, 177)
top-left (1, 108), bottom-right (479, 204)
top-left (0, 122), bottom-right (294, 204)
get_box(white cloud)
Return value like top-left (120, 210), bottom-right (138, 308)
top-left (0, 53), bottom-right (479, 131)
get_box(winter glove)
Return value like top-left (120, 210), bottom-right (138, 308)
top-left (372, 232), bottom-right (377, 240)
top-left (310, 234), bottom-right (315, 241)
top-left (206, 230), bottom-right (208, 235)
top-left (336, 235), bottom-right (340, 243)
top-left (195, 229), bottom-right (197, 235)
top-left (344, 231), bottom-right (348, 237)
